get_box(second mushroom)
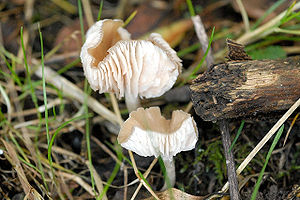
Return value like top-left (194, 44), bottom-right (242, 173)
top-left (117, 107), bottom-right (198, 190)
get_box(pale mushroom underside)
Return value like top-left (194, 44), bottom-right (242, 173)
top-left (80, 19), bottom-right (182, 100)
top-left (118, 107), bottom-right (198, 161)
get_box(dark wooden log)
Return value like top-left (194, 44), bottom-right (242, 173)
top-left (190, 56), bottom-right (300, 121)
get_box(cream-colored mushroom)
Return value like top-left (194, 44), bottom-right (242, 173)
top-left (80, 19), bottom-right (182, 112)
top-left (117, 107), bottom-right (198, 190)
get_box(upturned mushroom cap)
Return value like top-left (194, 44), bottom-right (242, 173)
top-left (80, 19), bottom-right (182, 101)
top-left (117, 107), bottom-right (198, 161)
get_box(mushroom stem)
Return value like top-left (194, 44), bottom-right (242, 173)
top-left (160, 159), bottom-right (176, 191)
top-left (125, 94), bottom-right (141, 112)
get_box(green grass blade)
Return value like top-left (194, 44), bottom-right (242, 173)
top-left (177, 43), bottom-right (201, 58)
top-left (84, 79), bottom-right (96, 194)
top-left (57, 58), bottom-right (80, 75)
top-left (18, 156), bottom-right (42, 174)
top-left (9, 130), bottom-right (30, 163)
top-left (229, 120), bottom-right (245, 153)
top-left (251, 124), bottom-right (284, 200)
top-left (123, 10), bottom-right (137, 27)
top-left (98, 162), bottom-right (120, 199)
top-left (0, 109), bottom-right (7, 127)
top-left (277, 27), bottom-right (300, 35)
top-left (251, 0), bottom-right (286, 30)
top-left (78, 0), bottom-right (85, 42)
top-left (190, 26), bottom-right (215, 78)
top-left (77, 0), bottom-right (97, 194)
top-left (38, 26), bottom-right (54, 192)
top-left (0, 45), bottom-right (22, 64)
top-left (57, 89), bottom-right (65, 116)
top-left (283, 11), bottom-right (300, 24)
top-left (38, 25), bottom-right (50, 145)
top-left (0, 51), bottom-right (22, 87)
top-left (158, 157), bottom-right (171, 188)
top-left (48, 114), bottom-right (91, 166)
top-left (279, 1), bottom-right (296, 25)
top-left (97, 0), bottom-right (104, 21)
top-left (186, 0), bottom-right (196, 16)
top-left (158, 157), bottom-right (175, 199)
top-left (20, 27), bottom-right (42, 123)
top-left (52, 106), bottom-right (57, 121)
top-left (21, 26), bottom-right (48, 190)
top-left (98, 144), bottom-right (123, 199)
top-left (20, 27), bottom-right (29, 81)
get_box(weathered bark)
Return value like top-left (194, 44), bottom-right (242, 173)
top-left (190, 56), bottom-right (300, 121)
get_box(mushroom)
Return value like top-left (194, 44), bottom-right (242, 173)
top-left (80, 19), bottom-right (182, 112)
top-left (117, 107), bottom-right (198, 190)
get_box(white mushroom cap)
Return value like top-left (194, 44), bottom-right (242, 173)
top-left (80, 19), bottom-right (182, 102)
top-left (117, 107), bottom-right (198, 162)
top-left (80, 19), bottom-right (130, 92)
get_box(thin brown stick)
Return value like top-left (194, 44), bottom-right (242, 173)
top-left (219, 120), bottom-right (240, 200)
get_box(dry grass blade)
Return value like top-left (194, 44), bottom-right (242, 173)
top-left (235, 0), bottom-right (250, 32)
top-left (58, 174), bottom-right (74, 200)
top-left (7, 98), bottom-right (68, 119)
top-left (238, 173), bottom-right (270, 191)
top-left (59, 171), bottom-right (95, 196)
top-left (128, 151), bottom-right (160, 200)
top-left (283, 112), bottom-right (299, 146)
top-left (2, 139), bottom-right (41, 199)
top-left (39, 144), bottom-right (83, 161)
top-left (109, 92), bottom-right (124, 126)
top-left (84, 160), bottom-right (108, 200)
top-left (51, 0), bottom-right (77, 14)
top-left (218, 97), bottom-right (300, 195)
top-left (81, 0), bottom-right (94, 27)
top-left (91, 136), bottom-right (124, 166)
top-left (0, 83), bottom-right (12, 122)
top-left (237, 2), bottom-right (300, 44)
top-left (34, 65), bottom-right (119, 124)
top-left (184, 102), bottom-right (193, 113)
top-left (13, 119), bottom-right (42, 129)
top-left (131, 158), bottom-right (158, 200)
